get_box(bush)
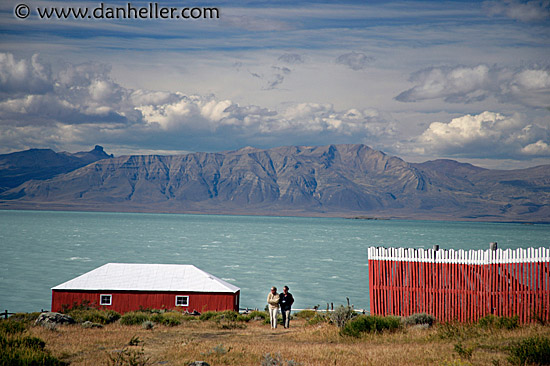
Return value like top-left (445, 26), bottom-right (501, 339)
top-left (67, 309), bottom-right (121, 325)
top-left (330, 305), bottom-right (356, 328)
top-left (403, 313), bottom-right (436, 327)
top-left (199, 310), bottom-right (239, 322)
top-left (0, 319), bottom-right (26, 335)
top-left (340, 315), bottom-right (402, 337)
top-left (0, 320), bottom-right (67, 365)
top-left (149, 312), bottom-right (186, 326)
top-left (435, 322), bottom-right (481, 341)
top-left (198, 311), bottom-right (218, 321)
top-left (216, 310), bottom-right (239, 322)
top-left (237, 310), bottom-right (269, 322)
top-left (294, 310), bottom-right (316, 320)
top-left (508, 336), bottom-right (550, 365)
top-left (8, 312), bottom-right (42, 324)
top-left (106, 346), bottom-right (151, 366)
top-left (306, 313), bottom-right (329, 326)
top-left (120, 312), bottom-right (151, 326)
top-left (478, 315), bottom-right (519, 330)
top-left (454, 342), bottom-right (474, 360)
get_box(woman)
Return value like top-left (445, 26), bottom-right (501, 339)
top-left (267, 286), bottom-right (280, 329)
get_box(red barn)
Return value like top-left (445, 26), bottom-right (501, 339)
top-left (51, 263), bottom-right (240, 314)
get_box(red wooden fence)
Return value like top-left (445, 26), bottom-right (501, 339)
top-left (368, 247), bottom-right (550, 323)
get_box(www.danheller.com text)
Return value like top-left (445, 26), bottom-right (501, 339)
top-left (14, 2), bottom-right (220, 20)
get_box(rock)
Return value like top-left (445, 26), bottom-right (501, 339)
top-left (35, 312), bottom-right (75, 327)
top-left (82, 321), bottom-right (103, 328)
top-left (188, 362), bottom-right (210, 366)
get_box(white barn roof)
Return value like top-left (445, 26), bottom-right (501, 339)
top-left (52, 263), bottom-right (240, 293)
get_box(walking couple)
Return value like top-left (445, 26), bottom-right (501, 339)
top-left (267, 285), bottom-right (294, 329)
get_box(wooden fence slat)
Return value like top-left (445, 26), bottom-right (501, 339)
top-left (368, 246), bottom-right (550, 324)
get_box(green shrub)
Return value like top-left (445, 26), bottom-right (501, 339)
top-left (149, 313), bottom-right (163, 325)
top-left (330, 305), bottom-right (356, 328)
top-left (478, 315), bottom-right (518, 330)
top-left (0, 321), bottom-right (67, 366)
top-left (435, 322), bottom-right (481, 341)
top-left (0, 319), bottom-right (26, 335)
top-left (340, 315), bottom-right (402, 337)
top-left (8, 312), bottom-right (42, 324)
top-left (237, 310), bottom-right (269, 322)
top-left (199, 311), bottom-right (218, 321)
top-left (216, 310), bottom-right (239, 322)
top-left (531, 308), bottom-right (549, 326)
top-left (106, 346), bottom-right (151, 366)
top-left (508, 335), bottom-right (550, 365)
top-left (217, 321), bottom-right (246, 330)
top-left (403, 313), bottom-right (437, 327)
top-left (60, 300), bottom-right (94, 313)
top-left (199, 310), bottom-right (239, 322)
top-left (120, 312), bottom-right (151, 326)
top-left (294, 310), bottom-right (316, 320)
top-left (128, 336), bottom-right (142, 346)
top-left (67, 309), bottom-right (121, 325)
top-left (162, 312), bottom-right (184, 326)
top-left (150, 311), bottom-right (187, 326)
top-left (306, 313), bottom-right (329, 326)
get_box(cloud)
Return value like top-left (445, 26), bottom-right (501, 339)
top-left (395, 64), bottom-right (550, 108)
top-left (335, 52), bottom-right (374, 71)
top-left (0, 54), bottom-right (142, 127)
top-left (0, 53), bottom-right (394, 153)
top-left (411, 111), bottom-right (550, 158)
top-left (484, 0), bottom-right (550, 22)
top-left (521, 140), bottom-right (550, 155)
top-left (0, 54), bottom-right (52, 98)
top-left (138, 95), bottom-right (392, 139)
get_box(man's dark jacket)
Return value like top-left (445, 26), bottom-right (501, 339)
top-left (279, 292), bottom-right (294, 311)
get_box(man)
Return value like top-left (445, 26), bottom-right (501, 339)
top-left (279, 285), bottom-right (294, 328)
top-left (267, 286), bottom-right (280, 329)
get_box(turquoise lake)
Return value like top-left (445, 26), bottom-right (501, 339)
top-left (1, 210), bottom-right (549, 314)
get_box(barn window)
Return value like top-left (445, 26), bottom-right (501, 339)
top-left (175, 296), bottom-right (189, 307)
top-left (100, 294), bottom-right (112, 306)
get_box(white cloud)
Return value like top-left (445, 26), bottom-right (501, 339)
top-left (395, 64), bottom-right (550, 108)
top-left (521, 140), bottom-right (550, 155)
top-left (0, 53), bottom-right (52, 97)
top-left (411, 111), bottom-right (550, 158)
top-left (137, 95), bottom-right (392, 139)
top-left (0, 53), bottom-right (394, 154)
top-left (484, 0), bottom-right (550, 22)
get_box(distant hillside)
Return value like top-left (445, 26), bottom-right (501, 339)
top-left (0, 145), bottom-right (112, 193)
top-left (0, 144), bottom-right (548, 222)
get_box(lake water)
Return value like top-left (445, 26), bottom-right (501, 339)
top-left (1, 210), bottom-right (549, 314)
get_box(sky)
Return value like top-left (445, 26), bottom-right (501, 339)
top-left (0, 0), bottom-right (549, 169)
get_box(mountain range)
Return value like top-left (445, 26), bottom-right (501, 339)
top-left (0, 144), bottom-right (548, 222)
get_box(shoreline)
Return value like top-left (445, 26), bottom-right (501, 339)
top-left (1, 203), bottom-right (548, 225)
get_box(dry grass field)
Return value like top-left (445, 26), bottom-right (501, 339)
top-left (22, 315), bottom-right (550, 366)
